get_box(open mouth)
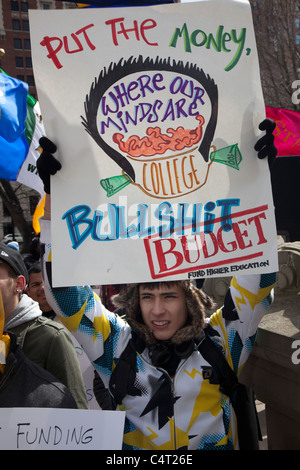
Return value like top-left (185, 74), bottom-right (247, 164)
top-left (152, 320), bottom-right (169, 328)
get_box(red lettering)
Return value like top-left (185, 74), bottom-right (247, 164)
top-left (40, 36), bottom-right (63, 69)
top-left (105, 17), bottom-right (157, 47)
top-left (119, 19), bottom-right (140, 41)
top-left (248, 213), bottom-right (268, 245)
top-left (105, 17), bottom-right (125, 46)
top-left (200, 232), bottom-right (218, 258)
top-left (40, 23), bottom-right (95, 69)
top-left (140, 19), bottom-right (158, 46)
top-left (232, 220), bottom-right (253, 249)
top-left (217, 226), bottom-right (237, 252)
top-left (76, 24), bottom-right (96, 51)
top-left (153, 239), bottom-right (183, 273)
top-left (181, 236), bottom-right (201, 263)
top-left (63, 33), bottom-right (84, 54)
top-left (144, 210), bottom-right (269, 278)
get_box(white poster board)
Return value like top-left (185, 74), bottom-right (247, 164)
top-left (55, 315), bottom-right (100, 409)
top-left (0, 408), bottom-right (125, 450)
top-left (29, 0), bottom-right (278, 287)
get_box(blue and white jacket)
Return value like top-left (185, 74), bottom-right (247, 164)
top-left (40, 219), bottom-right (275, 450)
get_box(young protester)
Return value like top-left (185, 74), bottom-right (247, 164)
top-left (37, 119), bottom-right (277, 449)
top-left (0, 243), bottom-right (89, 409)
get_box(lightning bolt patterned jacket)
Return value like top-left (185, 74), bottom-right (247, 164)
top-left (40, 219), bottom-right (275, 450)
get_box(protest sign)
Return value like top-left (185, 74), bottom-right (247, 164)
top-left (29, 0), bottom-right (278, 286)
top-left (0, 408), bottom-right (125, 450)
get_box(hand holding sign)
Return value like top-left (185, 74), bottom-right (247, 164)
top-left (37, 137), bottom-right (61, 194)
top-left (254, 118), bottom-right (277, 168)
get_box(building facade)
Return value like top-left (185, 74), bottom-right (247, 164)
top-left (0, 0), bottom-right (76, 98)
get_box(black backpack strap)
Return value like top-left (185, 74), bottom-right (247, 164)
top-left (93, 370), bottom-right (115, 410)
top-left (109, 332), bottom-right (145, 405)
top-left (232, 382), bottom-right (261, 449)
top-left (198, 328), bottom-right (239, 398)
top-left (199, 327), bottom-right (260, 450)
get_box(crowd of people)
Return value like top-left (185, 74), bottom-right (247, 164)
top-left (0, 117), bottom-right (278, 450)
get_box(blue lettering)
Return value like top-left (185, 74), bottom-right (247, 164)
top-left (217, 198), bottom-right (240, 231)
top-left (175, 203), bottom-right (203, 235)
top-left (155, 202), bottom-right (175, 237)
top-left (62, 205), bottom-right (93, 250)
top-left (204, 201), bottom-right (216, 233)
top-left (61, 199), bottom-right (241, 248)
top-left (137, 204), bottom-right (155, 237)
top-left (92, 206), bottom-right (119, 240)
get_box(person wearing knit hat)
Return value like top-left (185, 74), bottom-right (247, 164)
top-left (0, 282), bottom-right (77, 408)
top-left (0, 243), bottom-right (89, 410)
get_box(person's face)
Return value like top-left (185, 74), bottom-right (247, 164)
top-left (139, 283), bottom-right (188, 341)
top-left (26, 271), bottom-right (50, 312)
top-left (0, 264), bottom-right (23, 320)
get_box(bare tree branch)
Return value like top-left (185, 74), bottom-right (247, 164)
top-left (251, 0), bottom-right (300, 111)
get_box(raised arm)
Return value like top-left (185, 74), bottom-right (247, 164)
top-left (37, 138), bottom-right (131, 386)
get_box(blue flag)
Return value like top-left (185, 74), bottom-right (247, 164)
top-left (0, 73), bottom-right (29, 180)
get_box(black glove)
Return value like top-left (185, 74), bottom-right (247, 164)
top-left (254, 118), bottom-right (277, 169)
top-left (37, 137), bottom-right (62, 194)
